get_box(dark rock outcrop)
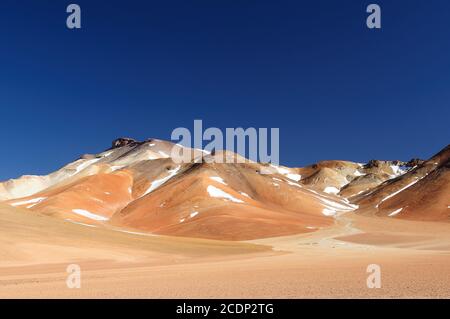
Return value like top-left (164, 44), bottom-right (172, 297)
top-left (406, 158), bottom-right (425, 167)
top-left (112, 137), bottom-right (139, 149)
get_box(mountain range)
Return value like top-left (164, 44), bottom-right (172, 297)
top-left (1, 138), bottom-right (448, 241)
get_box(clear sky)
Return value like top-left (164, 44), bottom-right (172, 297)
top-left (0, 0), bottom-right (449, 180)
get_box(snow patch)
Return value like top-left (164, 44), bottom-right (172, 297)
top-left (323, 186), bottom-right (339, 194)
top-left (100, 150), bottom-right (114, 158)
top-left (190, 211), bottom-right (199, 218)
top-left (268, 164), bottom-right (301, 181)
top-left (207, 185), bottom-right (244, 203)
top-left (270, 164), bottom-right (290, 175)
top-left (73, 158), bottom-right (100, 175)
top-left (110, 165), bottom-right (125, 171)
top-left (388, 207), bottom-right (403, 217)
top-left (390, 165), bottom-right (406, 177)
top-left (339, 178), bottom-right (350, 187)
top-left (143, 166), bottom-right (181, 196)
top-left (319, 197), bottom-right (357, 211)
top-left (287, 181), bottom-right (302, 188)
top-left (376, 178), bottom-right (421, 208)
top-left (354, 170), bottom-right (366, 177)
top-left (239, 192), bottom-right (251, 198)
top-left (210, 176), bottom-right (227, 185)
top-left (322, 208), bottom-right (337, 216)
top-left (11, 197), bottom-right (47, 207)
top-left (286, 173), bottom-right (301, 181)
top-left (143, 152), bottom-right (159, 160)
top-left (316, 194), bottom-right (359, 217)
top-left (71, 209), bottom-right (109, 221)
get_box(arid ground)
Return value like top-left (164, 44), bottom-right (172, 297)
top-left (1, 203), bottom-right (448, 298)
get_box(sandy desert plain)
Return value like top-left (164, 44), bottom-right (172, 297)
top-left (1, 202), bottom-right (449, 298)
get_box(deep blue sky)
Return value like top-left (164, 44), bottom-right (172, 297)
top-left (0, 0), bottom-right (449, 180)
